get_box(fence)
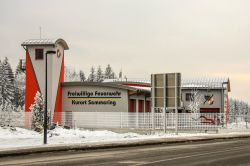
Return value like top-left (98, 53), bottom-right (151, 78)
top-left (1, 111), bottom-right (250, 132)
top-left (59, 112), bottom-right (224, 131)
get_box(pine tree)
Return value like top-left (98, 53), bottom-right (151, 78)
top-left (110, 71), bottom-right (116, 79)
top-left (79, 70), bottom-right (86, 82)
top-left (96, 66), bottom-right (103, 82)
top-left (30, 91), bottom-right (44, 132)
top-left (88, 66), bottom-right (95, 82)
top-left (104, 64), bottom-right (113, 79)
top-left (0, 60), bottom-right (3, 105)
top-left (119, 70), bottom-right (122, 79)
top-left (14, 62), bottom-right (26, 108)
top-left (15, 59), bottom-right (23, 76)
top-left (1, 57), bottom-right (15, 107)
top-left (64, 66), bottom-right (80, 81)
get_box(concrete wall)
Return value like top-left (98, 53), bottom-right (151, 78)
top-left (62, 85), bottom-right (129, 112)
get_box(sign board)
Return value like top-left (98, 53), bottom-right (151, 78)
top-left (151, 73), bottom-right (181, 108)
top-left (62, 85), bottom-right (128, 112)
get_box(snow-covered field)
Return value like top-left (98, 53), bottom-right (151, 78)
top-left (1, 125), bottom-right (250, 150)
top-left (227, 122), bottom-right (250, 129)
top-left (0, 126), bottom-right (210, 150)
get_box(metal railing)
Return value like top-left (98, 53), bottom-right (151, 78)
top-left (58, 112), bottom-right (223, 131)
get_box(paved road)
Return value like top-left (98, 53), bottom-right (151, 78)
top-left (1, 138), bottom-right (250, 166)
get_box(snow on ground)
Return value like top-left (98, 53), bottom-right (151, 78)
top-left (0, 126), bottom-right (210, 150)
top-left (227, 122), bottom-right (250, 129)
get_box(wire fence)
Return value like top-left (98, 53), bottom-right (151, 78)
top-left (60, 112), bottom-right (224, 131)
top-left (1, 111), bottom-right (250, 132)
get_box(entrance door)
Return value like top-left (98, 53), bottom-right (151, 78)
top-left (129, 99), bottom-right (136, 112)
top-left (138, 100), bottom-right (144, 113)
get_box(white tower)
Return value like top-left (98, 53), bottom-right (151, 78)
top-left (21, 39), bottom-right (69, 124)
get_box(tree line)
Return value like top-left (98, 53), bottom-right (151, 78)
top-left (65, 64), bottom-right (123, 82)
top-left (228, 98), bottom-right (250, 116)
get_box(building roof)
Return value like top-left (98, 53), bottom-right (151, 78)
top-left (182, 77), bottom-right (231, 92)
top-left (62, 82), bottom-right (151, 94)
top-left (21, 38), bottom-right (69, 50)
top-left (104, 77), bottom-right (231, 92)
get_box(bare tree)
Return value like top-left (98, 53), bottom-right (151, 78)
top-left (187, 89), bottom-right (204, 113)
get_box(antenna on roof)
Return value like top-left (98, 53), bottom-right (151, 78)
top-left (39, 26), bottom-right (42, 39)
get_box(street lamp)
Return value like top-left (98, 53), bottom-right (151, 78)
top-left (44, 50), bottom-right (56, 144)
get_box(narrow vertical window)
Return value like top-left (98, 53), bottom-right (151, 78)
top-left (35, 49), bottom-right (44, 60)
top-left (186, 93), bottom-right (194, 101)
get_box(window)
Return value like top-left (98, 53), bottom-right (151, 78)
top-left (35, 49), bottom-right (44, 60)
top-left (186, 93), bottom-right (194, 101)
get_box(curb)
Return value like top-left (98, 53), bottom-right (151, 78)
top-left (1, 134), bottom-right (250, 157)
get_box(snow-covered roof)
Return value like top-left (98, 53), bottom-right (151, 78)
top-left (21, 38), bottom-right (69, 50)
top-left (104, 77), bottom-right (231, 92)
top-left (103, 78), bottom-right (150, 84)
top-left (182, 77), bottom-right (230, 91)
top-left (127, 86), bottom-right (151, 92)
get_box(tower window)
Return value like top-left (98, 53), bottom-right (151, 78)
top-left (35, 49), bottom-right (44, 60)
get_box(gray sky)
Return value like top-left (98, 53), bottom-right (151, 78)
top-left (0, 0), bottom-right (249, 103)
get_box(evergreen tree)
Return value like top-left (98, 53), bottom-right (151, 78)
top-left (64, 66), bottom-right (80, 81)
top-left (119, 70), bottom-right (122, 79)
top-left (79, 70), bottom-right (86, 82)
top-left (110, 71), bottom-right (116, 79)
top-left (96, 66), bottom-right (104, 82)
top-left (71, 70), bottom-right (80, 81)
top-left (88, 66), bottom-right (95, 82)
top-left (15, 59), bottom-right (24, 76)
top-left (104, 64), bottom-right (113, 79)
top-left (0, 60), bottom-right (3, 105)
top-left (30, 91), bottom-right (44, 132)
top-left (14, 62), bottom-right (26, 108)
top-left (1, 57), bottom-right (15, 107)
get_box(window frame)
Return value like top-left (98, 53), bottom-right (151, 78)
top-left (35, 49), bottom-right (44, 60)
top-left (186, 93), bottom-right (194, 102)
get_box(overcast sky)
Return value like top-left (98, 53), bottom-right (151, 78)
top-left (0, 0), bottom-right (249, 103)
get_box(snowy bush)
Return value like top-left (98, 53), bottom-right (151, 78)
top-left (0, 103), bottom-right (24, 127)
top-left (187, 89), bottom-right (204, 114)
top-left (30, 91), bottom-right (50, 133)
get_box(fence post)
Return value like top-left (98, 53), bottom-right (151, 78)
top-left (120, 112), bottom-right (122, 129)
top-left (151, 75), bottom-right (155, 131)
top-left (136, 99), bottom-right (139, 129)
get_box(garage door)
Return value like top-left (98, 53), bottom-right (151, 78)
top-left (200, 108), bottom-right (220, 113)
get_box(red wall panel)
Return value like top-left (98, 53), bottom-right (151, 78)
top-left (129, 99), bottom-right (136, 112)
top-left (25, 51), bottom-right (39, 112)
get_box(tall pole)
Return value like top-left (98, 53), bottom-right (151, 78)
top-left (44, 51), bottom-right (56, 144)
top-left (44, 52), bottom-right (48, 144)
top-left (163, 74), bottom-right (166, 133)
top-left (151, 74), bottom-right (155, 131)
